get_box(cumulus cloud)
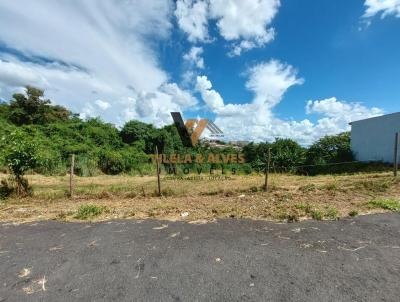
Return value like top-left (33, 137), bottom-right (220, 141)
top-left (0, 0), bottom-right (196, 126)
top-left (183, 47), bottom-right (205, 69)
top-left (305, 97), bottom-right (383, 140)
top-left (175, 0), bottom-right (209, 42)
top-left (175, 0), bottom-right (280, 55)
top-left (363, 0), bottom-right (400, 18)
top-left (195, 60), bottom-right (382, 145)
top-left (210, 0), bottom-right (280, 55)
top-left (195, 75), bottom-right (224, 111)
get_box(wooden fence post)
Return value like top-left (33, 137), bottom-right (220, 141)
top-left (394, 132), bottom-right (399, 177)
top-left (264, 148), bottom-right (271, 192)
top-left (155, 146), bottom-right (161, 196)
top-left (69, 153), bottom-right (75, 197)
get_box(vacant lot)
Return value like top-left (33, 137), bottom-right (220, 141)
top-left (0, 172), bottom-right (399, 223)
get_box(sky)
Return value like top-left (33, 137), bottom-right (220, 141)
top-left (0, 0), bottom-right (399, 145)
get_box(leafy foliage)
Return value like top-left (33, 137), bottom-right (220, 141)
top-left (74, 204), bottom-right (107, 219)
top-left (8, 86), bottom-right (71, 126)
top-left (300, 133), bottom-right (355, 175)
top-left (0, 86), bottom-right (367, 184)
top-left (1, 130), bottom-right (39, 195)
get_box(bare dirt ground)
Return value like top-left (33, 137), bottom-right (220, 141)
top-left (0, 172), bottom-right (399, 223)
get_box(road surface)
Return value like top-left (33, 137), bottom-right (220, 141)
top-left (1, 213), bottom-right (399, 301)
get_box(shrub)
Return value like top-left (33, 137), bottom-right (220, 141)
top-left (74, 155), bottom-right (100, 177)
top-left (300, 132), bottom-right (354, 175)
top-left (270, 138), bottom-right (306, 172)
top-left (1, 131), bottom-right (38, 196)
top-left (98, 150), bottom-right (125, 175)
top-left (36, 148), bottom-right (65, 175)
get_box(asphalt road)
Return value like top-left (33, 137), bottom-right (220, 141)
top-left (0, 213), bottom-right (399, 302)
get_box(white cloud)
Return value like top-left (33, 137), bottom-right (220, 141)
top-left (183, 47), bottom-right (205, 69)
top-left (95, 99), bottom-right (110, 110)
top-left (245, 60), bottom-right (304, 108)
top-left (160, 83), bottom-right (198, 107)
top-left (195, 60), bottom-right (382, 145)
top-left (210, 0), bottom-right (279, 55)
top-left (0, 0), bottom-right (197, 127)
top-left (305, 97), bottom-right (383, 140)
top-left (363, 0), bottom-right (400, 18)
top-left (228, 31), bottom-right (275, 56)
top-left (175, 0), bottom-right (209, 42)
top-left (0, 59), bottom-right (48, 88)
top-left (175, 0), bottom-right (280, 55)
top-left (195, 75), bottom-right (224, 110)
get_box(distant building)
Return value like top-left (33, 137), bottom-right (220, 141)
top-left (350, 113), bottom-right (400, 163)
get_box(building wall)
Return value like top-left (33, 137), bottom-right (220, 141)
top-left (351, 113), bottom-right (400, 163)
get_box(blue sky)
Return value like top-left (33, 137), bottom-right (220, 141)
top-left (0, 0), bottom-right (399, 144)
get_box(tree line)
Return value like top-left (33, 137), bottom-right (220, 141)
top-left (1, 86), bottom-right (381, 197)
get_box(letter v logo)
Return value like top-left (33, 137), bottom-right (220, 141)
top-left (171, 112), bottom-right (208, 147)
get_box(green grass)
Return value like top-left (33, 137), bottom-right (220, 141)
top-left (324, 207), bottom-right (339, 220)
top-left (295, 203), bottom-right (312, 214)
top-left (368, 199), bottom-right (400, 211)
top-left (311, 210), bottom-right (323, 220)
top-left (74, 204), bottom-right (107, 219)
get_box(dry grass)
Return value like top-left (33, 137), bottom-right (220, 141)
top-left (0, 172), bottom-right (399, 223)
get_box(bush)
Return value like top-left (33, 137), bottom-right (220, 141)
top-left (1, 131), bottom-right (38, 196)
top-left (300, 132), bottom-right (354, 175)
top-left (74, 155), bottom-right (101, 177)
top-left (270, 139), bottom-right (306, 172)
top-left (98, 150), bottom-right (125, 175)
top-left (36, 148), bottom-right (65, 175)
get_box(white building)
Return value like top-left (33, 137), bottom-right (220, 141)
top-left (350, 112), bottom-right (400, 163)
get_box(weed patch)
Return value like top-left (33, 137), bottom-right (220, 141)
top-left (368, 199), bottom-right (400, 211)
top-left (311, 210), bottom-right (323, 220)
top-left (348, 210), bottom-right (358, 217)
top-left (324, 207), bottom-right (339, 220)
top-left (74, 204), bottom-right (107, 219)
top-left (295, 203), bottom-right (312, 214)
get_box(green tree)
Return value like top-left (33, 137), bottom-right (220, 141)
top-left (270, 139), bottom-right (306, 172)
top-left (305, 132), bottom-right (353, 165)
top-left (8, 86), bottom-right (70, 125)
top-left (302, 132), bottom-right (354, 175)
top-left (120, 120), bottom-right (157, 152)
top-left (1, 131), bottom-right (39, 196)
top-left (98, 150), bottom-right (126, 175)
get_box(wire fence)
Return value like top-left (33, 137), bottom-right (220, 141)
top-left (3, 151), bottom-right (398, 200)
